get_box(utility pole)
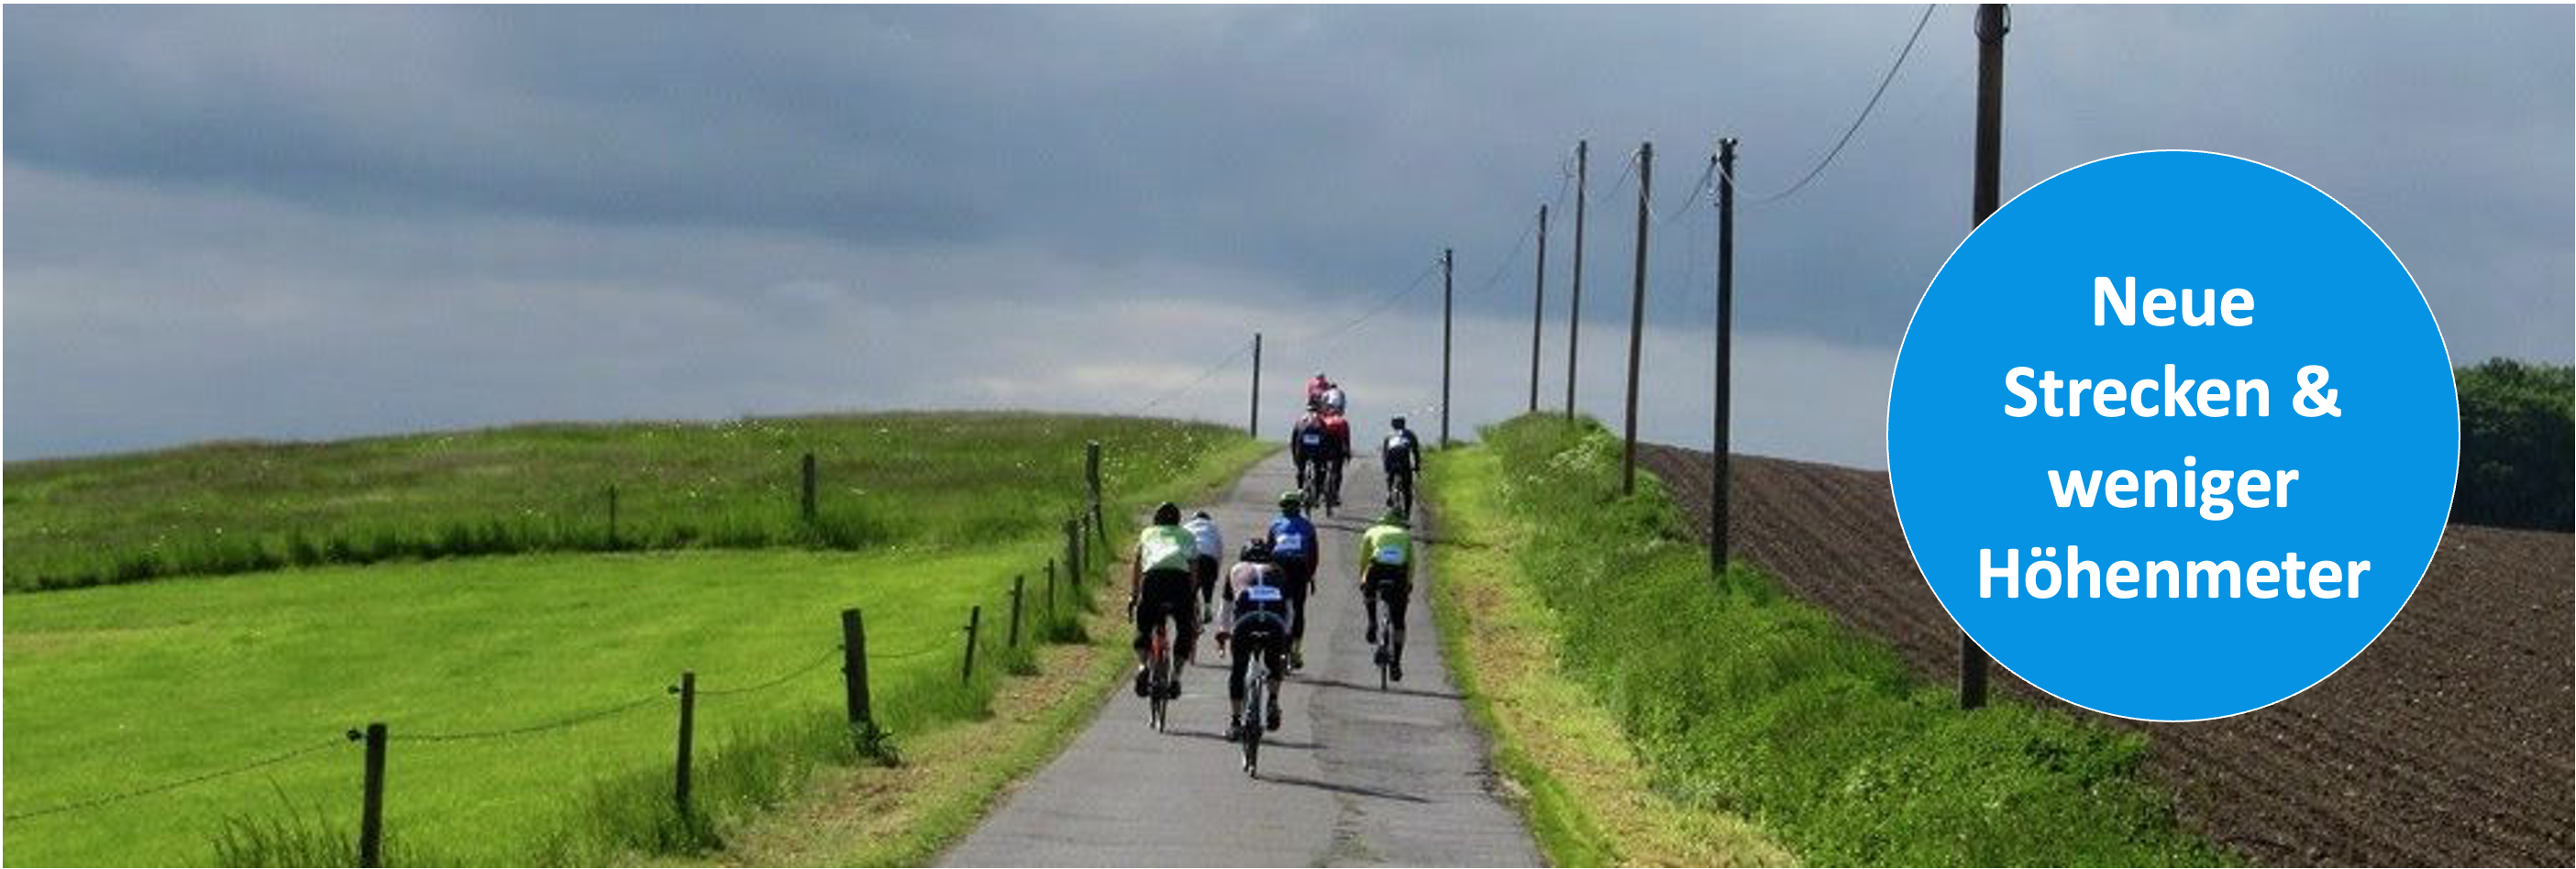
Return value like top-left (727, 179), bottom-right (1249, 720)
top-left (1961, 2), bottom-right (2009, 712)
top-left (1441, 247), bottom-right (1454, 447)
top-left (1620, 141), bottom-right (1652, 496)
top-left (1565, 139), bottom-right (1588, 420)
top-left (1713, 138), bottom-right (1738, 579)
top-left (1249, 332), bottom-right (1263, 437)
top-left (1528, 204), bottom-right (1549, 414)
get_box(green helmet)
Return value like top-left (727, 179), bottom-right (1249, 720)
top-left (1378, 508), bottom-right (1410, 526)
top-left (1277, 490), bottom-right (1305, 510)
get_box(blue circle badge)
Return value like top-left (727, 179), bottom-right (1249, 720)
top-left (1887, 150), bottom-right (2456, 721)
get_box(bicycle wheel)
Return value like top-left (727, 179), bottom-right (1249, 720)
top-left (1147, 630), bottom-right (1170, 732)
top-left (1243, 666), bottom-right (1265, 776)
top-left (1376, 611), bottom-right (1393, 691)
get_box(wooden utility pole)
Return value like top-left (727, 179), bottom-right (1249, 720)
top-left (1620, 142), bottom-right (1652, 496)
top-left (1440, 247), bottom-right (1454, 447)
top-left (1565, 139), bottom-right (1588, 420)
top-left (1528, 204), bottom-right (1549, 414)
top-left (1713, 138), bottom-right (1738, 578)
top-left (1249, 332), bottom-right (1263, 437)
top-left (1961, 2), bottom-right (2009, 712)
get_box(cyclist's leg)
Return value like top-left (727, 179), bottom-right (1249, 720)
top-left (1155, 572), bottom-right (1197, 678)
top-left (1389, 574), bottom-right (1413, 661)
top-left (1260, 635), bottom-right (1287, 727)
top-left (1133, 583), bottom-right (1160, 695)
top-left (1228, 630), bottom-right (1253, 725)
top-left (1362, 573), bottom-right (1382, 641)
top-left (1286, 563), bottom-right (1312, 662)
top-left (1194, 556), bottom-right (1217, 614)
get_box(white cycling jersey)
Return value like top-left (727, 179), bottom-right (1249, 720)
top-left (1184, 517), bottom-right (1222, 563)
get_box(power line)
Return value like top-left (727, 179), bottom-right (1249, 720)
top-left (1658, 157), bottom-right (1718, 226)
top-left (1133, 337), bottom-right (1260, 416)
top-left (1595, 146), bottom-right (1642, 207)
top-left (1738, 3), bottom-right (1940, 205)
top-left (1299, 258), bottom-right (1443, 365)
top-left (1465, 215), bottom-right (1540, 299)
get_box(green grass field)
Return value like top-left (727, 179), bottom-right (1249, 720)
top-left (1430, 416), bottom-right (2227, 866)
top-left (7, 550), bottom-right (1032, 865)
top-left (3, 412), bottom-right (1270, 865)
top-left (6, 412), bottom-right (1247, 590)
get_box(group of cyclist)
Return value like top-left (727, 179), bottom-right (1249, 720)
top-left (1126, 373), bottom-right (1425, 742)
top-left (1292, 373), bottom-right (1425, 517)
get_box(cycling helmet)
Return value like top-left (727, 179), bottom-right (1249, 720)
top-left (1153, 502), bottom-right (1182, 525)
top-left (1239, 540), bottom-right (1272, 562)
top-left (1277, 490), bottom-right (1304, 511)
top-left (1379, 508), bottom-right (1410, 526)
top-left (1390, 416), bottom-right (1408, 430)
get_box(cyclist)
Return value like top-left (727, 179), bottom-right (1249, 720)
top-left (1290, 404), bottom-right (1331, 496)
top-left (1321, 380), bottom-right (1347, 415)
top-left (1306, 372), bottom-right (1332, 408)
top-left (1262, 490), bottom-right (1321, 671)
top-left (1215, 540), bottom-right (1292, 739)
top-left (1319, 410), bottom-right (1352, 510)
top-left (1381, 416), bottom-right (1422, 514)
top-left (1184, 510), bottom-right (1223, 626)
top-left (1359, 509), bottom-right (1415, 682)
top-left (1128, 502), bottom-right (1200, 698)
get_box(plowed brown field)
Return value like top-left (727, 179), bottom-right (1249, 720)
top-left (1638, 444), bottom-right (2572, 867)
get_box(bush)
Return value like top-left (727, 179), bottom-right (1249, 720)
top-left (2453, 358), bottom-right (2572, 531)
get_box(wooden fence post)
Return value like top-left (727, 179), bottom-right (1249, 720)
top-left (1046, 558), bottom-right (1058, 627)
top-left (962, 606), bottom-right (982, 683)
top-left (1086, 442), bottom-right (1106, 543)
top-left (1009, 575), bottom-right (1025, 647)
top-left (358, 722), bottom-right (387, 868)
top-left (841, 609), bottom-right (873, 737)
top-left (673, 671), bottom-right (696, 815)
top-left (801, 452), bottom-right (818, 524)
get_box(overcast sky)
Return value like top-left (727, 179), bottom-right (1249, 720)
top-left (6, 5), bottom-right (2570, 466)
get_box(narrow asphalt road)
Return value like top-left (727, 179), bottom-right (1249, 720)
top-left (940, 450), bottom-right (1537, 866)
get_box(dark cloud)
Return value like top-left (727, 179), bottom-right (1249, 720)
top-left (6, 5), bottom-right (2568, 462)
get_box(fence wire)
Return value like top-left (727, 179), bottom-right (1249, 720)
top-left (696, 647), bottom-right (842, 698)
top-left (4, 737), bottom-right (346, 821)
top-left (390, 693), bottom-right (668, 743)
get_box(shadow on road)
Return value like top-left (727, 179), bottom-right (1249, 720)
top-left (1162, 726), bottom-right (1322, 752)
top-left (1295, 676), bottom-right (1465, 701)
top-left (1256, 773), bottom-right (1428, 803)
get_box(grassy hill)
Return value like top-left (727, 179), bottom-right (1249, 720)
top-left (6, 411), bottom-right (1248, 590)
top-left (2, 412), bottom-right (1272, 865)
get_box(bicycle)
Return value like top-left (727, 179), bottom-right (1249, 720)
top-left (1372, 587), bottom-right (1398, 691)
top-left (1319, 459), bottom-right (1344, 517)
top-left (1385, 469), bottom-right (1415, 518)
top-left (1240, 642), bottom-right (1271, 776)
top-left (1145, 620), bottom-right (1174, 732)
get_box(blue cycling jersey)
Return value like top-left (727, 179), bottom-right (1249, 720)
top-left (1266, 516), bottom-right (1318, 559)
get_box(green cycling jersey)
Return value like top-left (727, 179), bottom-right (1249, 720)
top-left (1358, 522), bottom-right (1412, 574)
top-left (1137, 524), bottom-right (1197, 574)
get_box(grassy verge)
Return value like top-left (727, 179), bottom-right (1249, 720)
top-left (6, 412), bottom-right (1249, 590)
top-left (697, 444), bottom-right (1261, 866)
top-left (1432, 416), bottom-right (2227, 866)
top-left (1427, 444), bottom-right (1794, 866)
top-left (705, 584), bottom-right (1134, 866)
